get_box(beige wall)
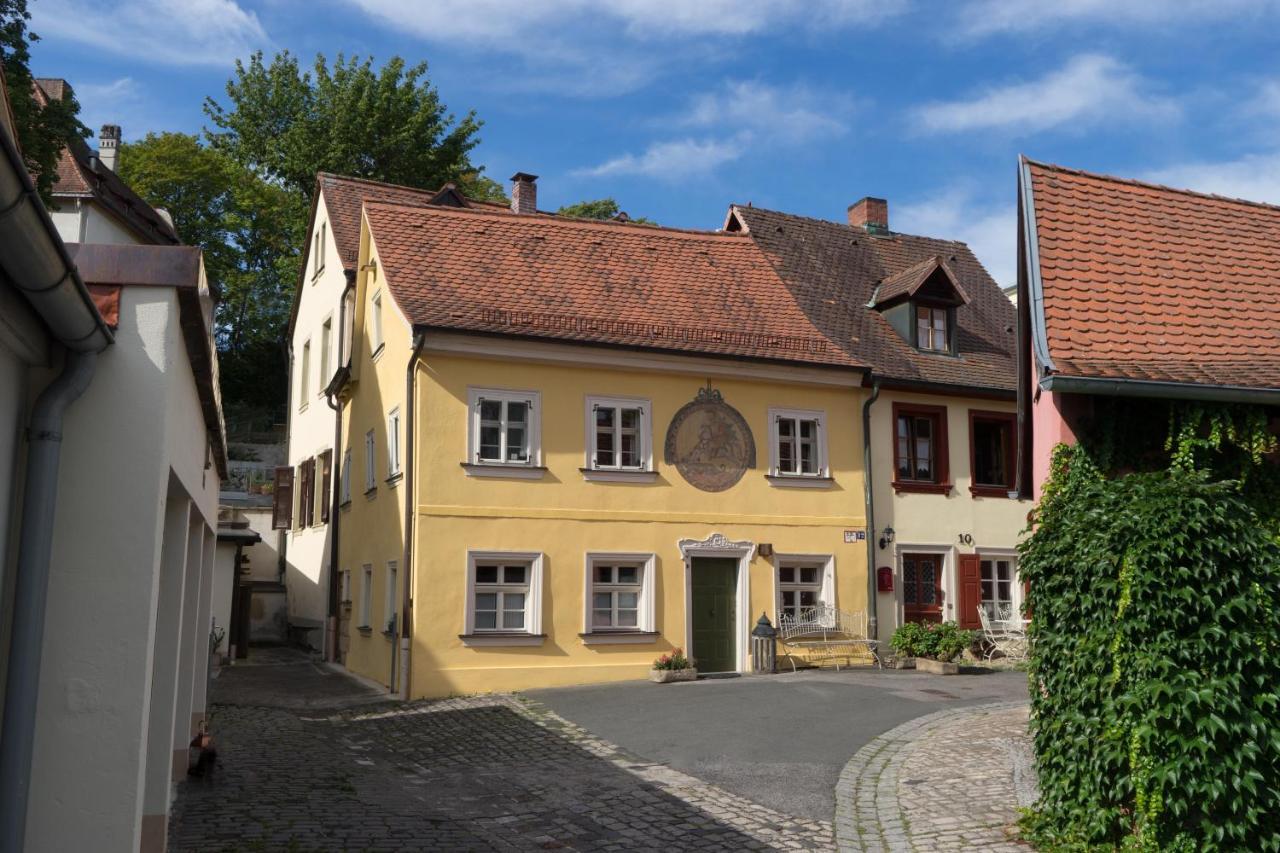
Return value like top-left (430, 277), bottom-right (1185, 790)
top-left (869, 388), bottom-right (1028, 641)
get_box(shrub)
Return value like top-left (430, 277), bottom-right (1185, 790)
top-left (889, 621), bottom-right (975, 662)
top-left (1020, 445), bottom-right (1280, 850)
top-left (652, 648), bottom-right (693, 671)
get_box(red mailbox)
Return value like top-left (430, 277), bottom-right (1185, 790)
top-left (876, 566), bottom-right (894, 593)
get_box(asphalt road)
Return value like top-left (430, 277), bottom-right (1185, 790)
top-left (527, 667), bottom-right (1029, 823)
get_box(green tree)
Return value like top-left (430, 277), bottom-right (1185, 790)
top-left (557, 197), bottom-right (654, 224)
top-left (119, 133), bottom-right (296, 413)
top-left (0, 0), bottom-right (88, 201)
top-left (204, 51), bottom-right (503, 202)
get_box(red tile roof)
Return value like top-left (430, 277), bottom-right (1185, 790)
top-left (873, 255), bottom-right (969, 308)
top-left (364, 202), bottom-right (866, 370)
top-left (319, 172), bottom-right (510, 268)
top-left (33, 80), bottom-right (179, 245)
top-left (1026, 159), bottom-right (1280, 390)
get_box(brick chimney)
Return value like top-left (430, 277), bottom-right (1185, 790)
top-left (98, 124), bottom-right (121, 172)
top-left (847, 196), bottom-right (888, 234)
top-left (510, 172), bottom-right (538, 214)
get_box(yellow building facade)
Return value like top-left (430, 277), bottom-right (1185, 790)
top-left (336, 217), bottom-right (871, 698)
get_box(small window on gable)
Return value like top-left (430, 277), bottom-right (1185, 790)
top-left (370, 289), bottom-right (384, 354)
top-left (916, 304), bottom-right (950, 352)
top-left (313, 222), bottom-right (326, 277)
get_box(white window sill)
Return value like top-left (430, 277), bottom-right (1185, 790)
top-left (461, 462), bottom-right (547, 480)
top-left (766, 473), bottom-right (834, 489)
top-left (579, 468), bottom-right (658, 484)
top-left (579, 631), bottom-right (659, 645)
top-left (459, 632), bottom-right (546, 647)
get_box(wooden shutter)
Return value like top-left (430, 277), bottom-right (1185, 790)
top-left (272, 466), bottom-right (294, 530)
top-left (320, 451), bottom-right (332, 523)
top-left (958, 554), bottom-right (982, 630)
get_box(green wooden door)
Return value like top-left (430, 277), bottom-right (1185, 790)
top-left (691, 558), bottom-right (737, 673)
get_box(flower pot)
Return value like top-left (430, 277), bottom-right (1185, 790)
top-left (893, 656), bottom-right (916, 670)
top-left (915, 657), bottom-right (959, 675)
top-left (649, 667), bottom-right (697, 683)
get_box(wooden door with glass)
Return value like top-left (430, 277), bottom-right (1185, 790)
top-left (902, 552), bottom-right (943, 623)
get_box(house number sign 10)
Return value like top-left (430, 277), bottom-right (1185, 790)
top-left (958, 533), bottom-right (974, 546)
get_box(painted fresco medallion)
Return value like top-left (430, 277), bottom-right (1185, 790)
top-left (663, 385), bottom-right (755, 492)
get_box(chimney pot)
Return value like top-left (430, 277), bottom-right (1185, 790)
top-left (510, 172), bottom-right (538, 215)
top-left (847, 196), bottom-right (888, 234)
top-left (99, 124), bottom-right (122, 172)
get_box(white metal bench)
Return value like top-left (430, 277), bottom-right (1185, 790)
top-left (778, 605), bottom-right (881, 671)
top-left (977, 602), bottom-right (1028, 662)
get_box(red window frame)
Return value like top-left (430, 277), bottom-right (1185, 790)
top-left (891, 402), bottom-right (951, 495)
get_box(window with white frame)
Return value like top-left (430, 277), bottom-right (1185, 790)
top-left (464, 552), bottom-right (544, 639)
top-left (468, 388), bottom-right (539, 466)
top-left (916, 304), bottom-right (949, 352)
top-left (364, 430), bottom-right (376, 492)
top-left (313, 222), bottom-right (326, 277)
top-left (370, 290), bottom-right (384, 353)
top-left (586, 396), bottom-right (650, 470)
top-left (359, 564), bottom-right (373, 627)
top-left (769, 408), bottom-right (827, 477)
top-left (340, 568), bottom-right (351, 603)
top-left (980, 556), bottom-right (1017, 612)
top-left (299, 339), bottom-right (311, 410)
top-left (384, 560), bottom-right (398, 632)
top-left (591, 563), bottom-right (641, 628)
top-left (387, 407), bottom-right (401, 478)
top-left (776, 558), bottom-right (835, 622)
top-left (320, 317), bottom-right (332, 392)
top-left (340, 447), bottom-right (352, 503)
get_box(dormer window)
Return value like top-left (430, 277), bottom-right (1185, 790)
top-left (871, 255), bottom-right (970, 357)
top-left (916, 305), bottom-right (949, 352)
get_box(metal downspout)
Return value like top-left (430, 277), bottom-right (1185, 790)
top-left (0, 350), bottom-right (98, 852)
top-left (324, 389), bottom-right (342, 663)
top-left (397, 331), bottom-right (426, 700)
top-left (861, 380), bottom-right (881, 643)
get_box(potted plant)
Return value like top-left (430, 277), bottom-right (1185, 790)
top-left (209, 625), bottom-right (226, 673)
top-left (649, 648), bottom-right (697, 683)
top-left (890, 621), bottom-right (975, 675)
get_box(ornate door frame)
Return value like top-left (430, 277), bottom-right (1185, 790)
top-left (896, 544), bottom-right (953, 625)
top-left (678, 533), bottom-right (754, 673)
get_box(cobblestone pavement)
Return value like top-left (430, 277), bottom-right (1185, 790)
top-left (835, 701), bottom-right (1036, 852)
top-left (171, 691), bottom-right (834, 851)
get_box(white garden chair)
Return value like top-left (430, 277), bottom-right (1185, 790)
top-left (977, 602), bottom-right (1028, 662)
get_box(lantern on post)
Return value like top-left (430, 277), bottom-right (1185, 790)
top-left (751, 611), bottom-right (777, 674)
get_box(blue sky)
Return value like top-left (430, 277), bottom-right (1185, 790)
top-left (26, 0), bottom-right (1280, 286)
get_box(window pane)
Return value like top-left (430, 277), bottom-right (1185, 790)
top-left (617, 610), bottom-right (638, 627)
top-left (593, 609), bottom-right (612, 627)
top-left (620, 432), bottom-right (639, 468)
top-left (799, 567), bottom-right (818, 584)
top-left (502, 610), bottom-right (525, 630)
top-left (475, 611), bottom-right (497, 629)
top-left (480, 400), bottom-right (501, 421)
top-left (998, 560), bottom-right (1012, 581)
top-left (620, 408), bottom-right (639, 429)
top-left (903, 558), bottom-right (917, 604)
top-left (475, 592), bottom-right (497, 610)
top-left (779, 567), bottom-right (795, 584)
top-left (503, 565), bottom-right (527, 584)
top-left (799, 439), bottom-right (814, 474)
top-left (799, 590), bottom-right (817, 608)
top-left (616, 566), bottom-right (639, 584)
top-left (595, 565), bottom-right (613, 584)
top-left (921, 561), bottom-right (936, 604)
top-left (593, 592), bottom-right (611, 610)
top-left (596, 428), bottom-right (615, 467)
top-left (475, 565), bottom-right (498, 584)
top-left (507, 401), bottom-right (528, 425)
top-left (506, 426), bottom-right (527, 462)
top-left (997, 581), bottom-right (1012, 604)
top-left (981, 580), bottom-right (994, 601)
top-left (479, 425), bottom-right (501, 460)
top-left (779, 437), bottom-right (794, 473)
top-left (617, 592), bottom-right (638, 610)
top-left (504, 592), bottom-right (525, 611)
top-left (778, 418), bottom-right (794, 437)
top-left (595, 407), bottom-right (615, 428)
top-left (973, 419), bottom-right (1011, 487)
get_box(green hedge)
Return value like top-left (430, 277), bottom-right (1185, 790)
top-left (1020, 446), bottom-right (1280, 850)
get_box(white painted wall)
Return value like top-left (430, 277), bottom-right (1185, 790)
top-left (50, 199), bottom-right (145, 247)
top-left (211, 540), bottom-right (237, 661)
top-left (23, 285), bottom-right (220, 852)
top-left (285, 193), bottom-right (348, 648)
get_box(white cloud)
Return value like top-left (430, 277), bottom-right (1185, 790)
top-left (1143, 152), bottom-right (1280, 207)
top-left (911, 54), bottom-right (1179, 136)
top-left (576, 137), bottom-right (743, 180)
top-left (1246, 80), bottom-right (1280, 119)
top-left (347, 0), bottom-right (902, 44)
top-left (679, 81), bottom-right (849, 144)
top-left (896, 185), bottom-right (1017, 288)
top-left (31, 0), bottom-right (268, 67)
top-left (957, 0), bottom-right (1275, 37)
